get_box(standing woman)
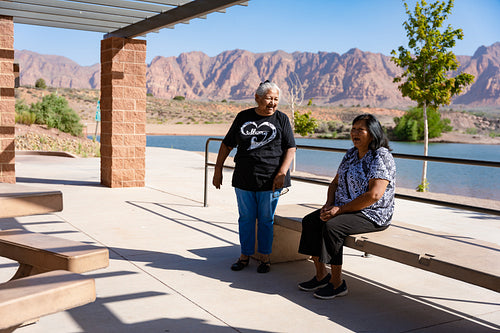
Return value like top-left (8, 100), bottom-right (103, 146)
top-left (298, 114), bottom-right (395, 299)
top-left (213, 80), bottom-right (296, 273)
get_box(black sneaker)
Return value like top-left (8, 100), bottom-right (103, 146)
top-left (298, 273), bottom-right (331, 291)
top-left (313, 280), bottom-right (348, 300)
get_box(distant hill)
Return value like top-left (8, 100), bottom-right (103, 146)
top-left (14, 42), bottom-right (500, 108)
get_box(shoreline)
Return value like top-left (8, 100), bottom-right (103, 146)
top-left (85, 122), bottom-right (500, 145)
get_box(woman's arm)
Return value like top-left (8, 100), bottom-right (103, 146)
top-left (272, 147), bottom-right (297, 191)
top-left (320, 178), bottom-right (389, 221)
top-left (323, 174), bottom-right (339, 209)
top-left (212, 143), bottom-right (233, 189)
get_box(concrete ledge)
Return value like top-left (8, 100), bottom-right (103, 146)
top-left (0, 183), bottom-right (63, 218)
top-left (0, 229), bottom-right (109, 278)
top-left (274, 204), bottom-right (500, 292)
top-left (268, 224), bottom-right (309, 263)
top-left (0, 270), bottom-right (95, 331)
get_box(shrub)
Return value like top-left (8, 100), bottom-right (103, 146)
top-left (173, 95), bottom-right (185, 101)
top-left (314, 122), bottom-right (329, 134)
top-left (489, 131), bottom-right (500, 138)
top-left (465, 127), bottom-right (478, 135)
top-left (15, 100), bottom-right (36, 125)
top-left (35, 78), bottom-right (47, 89)
top-left (294, 110), bottom-right (318, 136)
top-left (30, 93), bottom-right (83, 136)
top-left (393, 107), bottom-right (452, 141)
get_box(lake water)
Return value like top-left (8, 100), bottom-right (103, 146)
top-left (146, 135), bottom-right (500, 201)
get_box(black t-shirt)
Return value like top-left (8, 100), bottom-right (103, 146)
top-left (223, 108), bottom-right (296, 191)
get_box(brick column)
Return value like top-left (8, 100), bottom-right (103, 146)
top-left (0, 16), bottom-right (15, 184)
top-left (100, 37), bottom-right (146, 187)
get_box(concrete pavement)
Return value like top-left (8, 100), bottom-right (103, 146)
top-left (0, 147), bottom-right (499, 332)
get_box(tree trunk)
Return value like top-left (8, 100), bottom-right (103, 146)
top-left (421, 102), bottom-right (429, 192)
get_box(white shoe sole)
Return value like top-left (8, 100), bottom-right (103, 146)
top-left (313, 289), bottom-right (348, 300)
top-left (298, 283), bottom-right (328, 292)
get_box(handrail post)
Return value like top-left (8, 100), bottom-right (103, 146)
top-left (204, 138), bottom-right (211, 207)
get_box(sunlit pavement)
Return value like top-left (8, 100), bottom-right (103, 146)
top-left (1, 147), bottom-right (499, 333)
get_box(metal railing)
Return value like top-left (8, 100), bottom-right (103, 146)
top-left (204, 137), bottom-right (500, 216)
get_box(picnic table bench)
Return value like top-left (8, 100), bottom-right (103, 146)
top-left (0, 182), bottom-right (109, 331)
top-left (0, 270), bottom-right (96, 332)
top-left (0, 229), bottom-right (109, 280)
top-left (271, 204), bottom-right (500, 292)
top-left (0, 183), bottom-right (63, 218)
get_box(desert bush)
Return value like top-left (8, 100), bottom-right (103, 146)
top-left (173, 96), bottom-right (185, 101)
top-left (465, 127), bottom-right (478, 135)
top-left (393, 107), bottom-right (452, 141)
top-left (294, 110), bottom-right (318, 136)
top-left (30, 93), bottom-right (83, 136)
top-left (35, 78), bottom-right (47, 89)
top-left (15, 100), bottom-right (36, 125)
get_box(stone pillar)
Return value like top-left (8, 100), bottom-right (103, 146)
top-left (100, 37), bottom-right (146, 187)
top-left (0, 16), bottom-right (15, 184)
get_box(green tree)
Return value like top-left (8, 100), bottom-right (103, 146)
top-left (294, 110), bottom-right (318, 137)
top-left (35, 78), bottom-right (47, 89)
top-left (393, 107), bottom-right (452, 141)
top-left (391, 0), bottom-right (474, 191)
top-left (31, 93), bottom-right (83, 136)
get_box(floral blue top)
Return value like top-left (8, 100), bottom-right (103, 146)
top-left (335, 147), bottom-right (396, 226)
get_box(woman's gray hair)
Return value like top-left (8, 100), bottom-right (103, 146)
top-left (255, 80), bottom-right (281, 98)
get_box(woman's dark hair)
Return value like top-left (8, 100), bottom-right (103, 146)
top-left (352, 114), bottom-right (391, 151)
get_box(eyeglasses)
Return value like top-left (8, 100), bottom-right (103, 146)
top-left (259, 80), bottom-right (270, 86)
top-left (273, 187), bottom-right (289, 198)
top-left (350, 128), bottom-right (368, 133)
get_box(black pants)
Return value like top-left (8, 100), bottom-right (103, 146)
top-left (298, 209), bottom-right (388, 265)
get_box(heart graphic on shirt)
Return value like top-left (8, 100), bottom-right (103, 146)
top-left (240, 121), bottom-right (277, 150)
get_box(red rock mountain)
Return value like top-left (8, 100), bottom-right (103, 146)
top-left (14, 42), bottom-right (500, 107)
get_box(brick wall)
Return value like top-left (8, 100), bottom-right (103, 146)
top-left (0, 16), bottom-right (15, 184)
top-left (100, 37), bottom-right (147, 187)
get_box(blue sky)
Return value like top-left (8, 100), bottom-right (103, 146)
top-left (13, 0), bottom-right (500, 66)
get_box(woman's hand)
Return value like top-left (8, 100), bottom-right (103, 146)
top-left (272, 172), bottom-right (286, 192)
top-left (320, 205), bottom-right (341, 221)
top-left (212, 168), bottom-right (223, 189)
top-left (212, 143), bottom-right (232, 190)
top-left (272, 147), bottom-right (296, 192)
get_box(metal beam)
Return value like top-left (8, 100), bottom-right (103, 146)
top-left (5, 0), bottom-right (250, 37)
top-left (105, 0), bottom-right (249, 38)
top-left (8, 0), bottom-right (155, 19)
top-left (0, 2), bottom-right (138, 24)
top-left (132, 0), bottom-right (190, 5)
top-left (59, 0), bottom-right (167, 13)
top-left (14, 18), bottom-right (113, 33)
top-left (4, 9), bottom-right (125, 29)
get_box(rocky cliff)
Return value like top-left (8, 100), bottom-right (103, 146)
top-left (14, 42), bottom-right (500, 108)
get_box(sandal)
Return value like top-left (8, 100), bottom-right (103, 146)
top-left (231, 258), bottom-right (249, 271)
top-left (257, 260), bottom-right (271, 273)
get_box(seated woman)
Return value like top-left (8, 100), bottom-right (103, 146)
top-left (297, 113), bottom-right (396, 299)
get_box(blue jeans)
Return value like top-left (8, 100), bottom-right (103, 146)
top-left (234, 188), bottom-right (280, 256)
